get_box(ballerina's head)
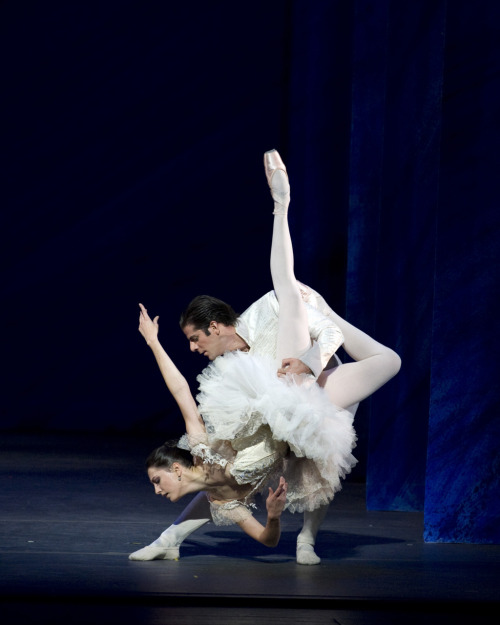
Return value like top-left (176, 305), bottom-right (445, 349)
top-left (146, 442), bottom-right (197, 502)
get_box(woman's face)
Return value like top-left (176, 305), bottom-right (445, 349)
top-left (147, 466), bottom-right (183, 502)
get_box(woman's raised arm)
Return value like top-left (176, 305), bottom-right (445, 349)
top-left (138, 303), bottom-right (205, 437)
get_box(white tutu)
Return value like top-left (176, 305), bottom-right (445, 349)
top-left (195, 350), bottom-right (357, 513)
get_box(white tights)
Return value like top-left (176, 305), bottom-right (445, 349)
top-left (270, 188), bottom-right (401, 411)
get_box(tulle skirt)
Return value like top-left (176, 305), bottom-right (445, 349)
top-left (195, 350), bottom-right (357, 513)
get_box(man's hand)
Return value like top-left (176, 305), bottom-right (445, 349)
top-left (277, 357), bottom-right (313, 377)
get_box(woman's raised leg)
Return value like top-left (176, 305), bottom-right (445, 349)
top-left (265, 150), bottom-right (311, 364)
top-left (265, 149), bottom-right (329, 566)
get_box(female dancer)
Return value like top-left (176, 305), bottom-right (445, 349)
top-left (137, 150), bottom-right (401, 555)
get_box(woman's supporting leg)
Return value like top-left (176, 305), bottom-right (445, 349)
top-left (129, 491), bottom-right (211, 561)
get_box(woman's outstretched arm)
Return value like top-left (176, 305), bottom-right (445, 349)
top-left (138, 303), bottom-right (205, 437)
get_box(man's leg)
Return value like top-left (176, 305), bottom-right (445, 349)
top-left (129, 491), bottom-right (211, 561)
top-left (296, 504), bottom-right (329, 565)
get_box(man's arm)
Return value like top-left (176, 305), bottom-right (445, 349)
top-left (291, 303), bottom-right (344, 377)
top-left (239, 289), bottom-right (344, 378)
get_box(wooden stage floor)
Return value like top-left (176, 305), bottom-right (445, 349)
top-left (0, 434), bottom-right (498, 624)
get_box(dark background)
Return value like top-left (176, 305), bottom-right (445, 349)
top-left (1, 0), bottom-right (498, 543)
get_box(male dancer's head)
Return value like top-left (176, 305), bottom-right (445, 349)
top-left (180, 295), bottom-right (246, 360)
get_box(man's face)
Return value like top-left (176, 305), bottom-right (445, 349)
top-left (182, 323), bottom-right (226, 360)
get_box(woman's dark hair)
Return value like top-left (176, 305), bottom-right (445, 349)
top-left (146, 440), bottom-right (194, 470)
top-left (179, 295), bottom-right (238, 334)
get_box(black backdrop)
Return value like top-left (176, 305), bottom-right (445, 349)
top-left (1, 1), bottom-right (498, 543)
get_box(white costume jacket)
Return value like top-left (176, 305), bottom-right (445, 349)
top-left (236, 282), bottom-right (344, 376)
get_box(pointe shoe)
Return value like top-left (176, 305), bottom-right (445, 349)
top-left (263, 149), bottom-right (290, 214)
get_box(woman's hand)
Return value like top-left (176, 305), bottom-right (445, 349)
top-left (138, 303), bottom-right (159, 346)
top-left (266, 476), bottom-right (288, 519)
top-left (238, 477), bottom-right (288, 547)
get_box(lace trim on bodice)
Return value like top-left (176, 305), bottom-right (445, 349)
top-left (178, 433), bottom-right (234, 469)
top-left (208, 496), bottom-right (256, 526)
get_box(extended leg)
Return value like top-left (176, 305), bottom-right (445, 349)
top-left (265, 151), bottom-right (310, 363)
top-left (272, 212), bottom-right (312, 363)
top-left (317, 313), bottom-right (401, 409)
top-left (129, 491), bottom-right (211, 561)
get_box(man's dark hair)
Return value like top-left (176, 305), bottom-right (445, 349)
top-left (179, 295), bottom-right (239, 335)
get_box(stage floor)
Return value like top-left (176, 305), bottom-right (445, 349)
top-left (0, 434), bottom-right (498, 624)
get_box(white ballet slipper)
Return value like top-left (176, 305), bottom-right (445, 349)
top-left (129, 544), bottom-right (180, 561)
top-left (296, 541), bottom-right (321, 565)
top-left (128, 517), bottom-right (209, 561)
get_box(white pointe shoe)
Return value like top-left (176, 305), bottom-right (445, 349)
top-left (263, 149), bottom-right (290, 214)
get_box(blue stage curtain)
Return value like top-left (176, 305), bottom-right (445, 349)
top-left (348, 1), bottom-right (446, 511)
top-left (424, 0), bottom-right (500, 543)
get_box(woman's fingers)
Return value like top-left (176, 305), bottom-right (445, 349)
top-left (271, 477), bottom-right (288, 499)
top-left (278, 478), bottom-right (288, 499)
top-left (138, 304), bottom-right (158, 325)
top-left (267, 478), bottom-right (288, 517)
top-left (138, 304), bottom-right (159, 342)
top-left (139, 303), bottom-right (148, 321)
